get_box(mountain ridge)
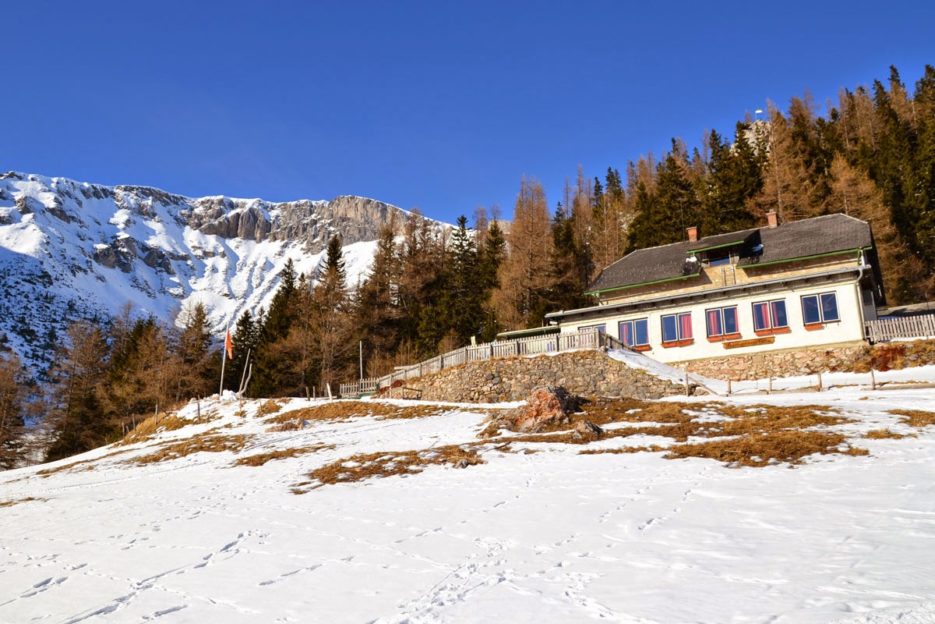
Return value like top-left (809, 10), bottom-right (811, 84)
top-left (0, 170), bottom-right (448, 375)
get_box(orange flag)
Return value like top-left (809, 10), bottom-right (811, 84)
top-left (225, 329), bottom-right (234, 359)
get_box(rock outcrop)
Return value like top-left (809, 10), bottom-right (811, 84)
top-left (508, 386), bottom-right (578, 432)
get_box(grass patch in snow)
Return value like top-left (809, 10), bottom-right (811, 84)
top-left (256, 400), bottom-right (285, 417)
top-left (234, 444), bottom-right (334, 467)
top-left (580, 445), bottom-right (665, 456)
top-left (119, 409), bottom-right (218, 445)
top-left (296, 444), bottom-right (484, 490)
top-left (267, 401), bottom-right (483, 431)
top-left (864, 428), bottom-right (914, 440)
top-left (661, 431), bottom-right (867, 467)
top-left (35, 448), bottom-right (136, 478)
top-left (892, 409), bottom-right (935, 428)
top-left (132, 432), bottom-right (250, 465)
top-left (0, 496), bottom-right (45, 508)
top-left (490, 398), bottom-right (865, 467)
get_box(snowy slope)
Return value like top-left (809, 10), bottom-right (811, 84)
top-left (0, 171), bottom-right (448, 372)
top-left (2, 389), bottom-right (935, 623)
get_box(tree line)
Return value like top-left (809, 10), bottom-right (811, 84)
top-left (0, 304), bottom-right (218, 466)
top-left (2, 64), bottom-right (933, 466)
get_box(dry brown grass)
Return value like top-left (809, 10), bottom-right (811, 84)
top-left (484, 398), bottom-right (866, 468)
top-left (233, 444), bottom-right (334, 467)
top-left (132, 433), bottom-right (249, 465)
top-left (119, 410), bottom-right (217, 445)
top-left (35, 448), bottom-right (136, 478)
top-left (580, 445), bottom-right (665, 456)
top-left (256, 400), bottom-right (284, 416)
top-left (662, 431), bottom-right (867, 467)
top-left (297, 444), bottom-right (483, 490)
top-left (0, 496), bottom-right (45, 508)
top-left (267, 401), bottom-right (474, 431)
top-left (864, 428), bottom-right (913, 440)
top-left (892, 409), bottom-right (935, 428)
top-left (492, 400), bottom-right (846, 445)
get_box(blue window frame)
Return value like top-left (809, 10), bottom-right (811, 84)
top-left (705, 306), bottom-right (738, 337)
top-left (661, 312), bottom-right (692, 343)
top-left (752, 299), bottom-right (788, 331)
top-left (618, 318), bottom-right (649, 347)
top-left (801, 293), bottom-right (840, 325)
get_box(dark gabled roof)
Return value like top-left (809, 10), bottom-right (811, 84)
top-left (587, 213), bottom-right (873, 295)
top-left (738, 214), bottom-right (871, 266)
top-left (687, 228), bottom-right (757, 252)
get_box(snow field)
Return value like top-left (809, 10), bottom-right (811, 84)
top-left (1, 389), bottom-right (935, 623)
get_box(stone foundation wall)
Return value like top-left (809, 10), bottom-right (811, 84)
top-left (384, 350), bottom-right (687, 403)
top-left (676, 339), bottom-right (935, 380)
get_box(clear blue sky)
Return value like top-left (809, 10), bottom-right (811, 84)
top-left (3, 1), bottom-right (933, 223)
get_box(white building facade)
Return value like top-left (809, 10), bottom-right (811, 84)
top-left (545, 213), bottom-right (884, 364)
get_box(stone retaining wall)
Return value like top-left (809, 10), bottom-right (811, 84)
top-left (676, 339), bottom-right (935, 380)
top-left (383, 350), bottom-right (688, 403)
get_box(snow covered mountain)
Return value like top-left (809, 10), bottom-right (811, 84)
top-left (0, 171), bottom-right (444, 373)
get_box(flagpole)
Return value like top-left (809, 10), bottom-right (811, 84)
top-left (219, 323), bottom-right (229, 397)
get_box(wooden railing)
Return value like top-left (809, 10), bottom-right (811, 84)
top-left (865, 313), bottom-right (935, 343)
top-left (338, 378), bottom-right (379, 398)
top-left (338, 328), bottom-right (619, 397)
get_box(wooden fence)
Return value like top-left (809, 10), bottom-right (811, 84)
top-left (338, 378), bottom-right (379, 398)
top-left (338, 328), bottom-right (624, 397)
top-left (865, 313), bottom-right (935, 343)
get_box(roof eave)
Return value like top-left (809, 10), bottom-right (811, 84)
top-left (546, 266), bottom-right (862, 323)
top-left (739, 247), bottom-right (864, 269)
top-left (585, 270), bottom-right (701, 297)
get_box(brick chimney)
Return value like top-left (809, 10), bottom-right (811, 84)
top-left (687, 226), bottom-right (698, 242)
top-left (766, 210), bottom-right (778, 228)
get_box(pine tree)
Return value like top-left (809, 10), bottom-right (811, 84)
top-left (701, 126), bottom-right (763, 235)
top-left (355, 221), bottom-right (403, 375)
top-left (46, 321), bottom-right (112, 461)
top-left (594, 167), bottom-right (627, 269)
top-left (753, 103), bottom-right (812, 221)
top-left (548, 203), bottom-right (590, 311)
top-left (0, 352), bottom-right (26, 469)
top-left (396, 212), bottom-right (449, 356)
top-left (626, 147), bottom-right (700, 249)
top-left (229, 310), bottom-right (259, 393)
top-left (477, 219), bottom-right (506, 341)
top-left (312, 235), bottom-right (353, 391)
top-left (828, 155), bottom-right (926, 302)
top-left (176, 302), bottom-right (216, 400)
top-left (446, 215), bottom-right (483, 344)
top-left (251, 259), bottom-right (300, 396)
top-left (263, 258), bottom-right (298, 342)
top-left (492, 177), bottom-right (553, 329)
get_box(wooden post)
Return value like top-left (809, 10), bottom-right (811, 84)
top-left (683, 369), bottom-right (690, 396)
top-left (727, 379), bottom-right (732, 396)
top-left (870, 367), bottom-right (876, 391)
top-left (817, 372), bottom-right (823, 392)
top-left (767, 377), bottom-right (773, 394)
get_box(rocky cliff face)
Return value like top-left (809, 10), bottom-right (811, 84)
top-left (0, 171), bottom-right (447, 374)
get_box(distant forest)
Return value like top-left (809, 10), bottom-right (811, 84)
top-left (2, 64), bottom-right (934, 465)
